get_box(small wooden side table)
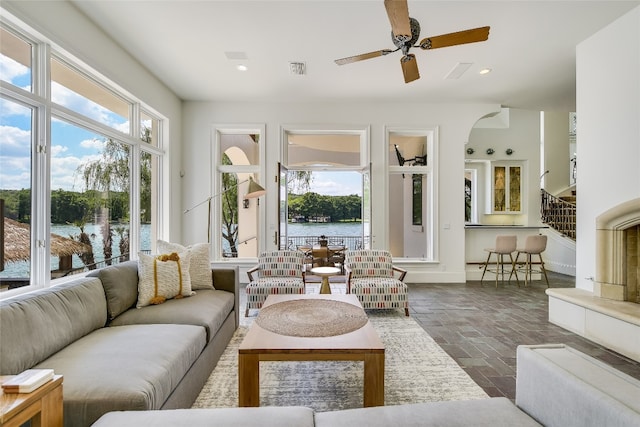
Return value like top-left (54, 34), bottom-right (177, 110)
top-left (0, 374), bottom-right (63, 427)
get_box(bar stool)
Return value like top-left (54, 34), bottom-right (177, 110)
top-left (480, 235), bottom-right (518, 287)
top-left (510, 235), bottom-right (549, 287)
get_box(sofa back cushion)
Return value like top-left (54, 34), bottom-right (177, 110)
top-left (88, 260), bottom-right (139, 320)
top-left (0, 277), bottom-right (107, 374)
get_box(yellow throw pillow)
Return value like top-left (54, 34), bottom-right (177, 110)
top-left (137, 251), bottom-right (193, 308)
top-left (157, 240), bottom-right (213, 290)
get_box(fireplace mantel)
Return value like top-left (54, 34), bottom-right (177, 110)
top-left (595, 198), bottom-right (640, 302)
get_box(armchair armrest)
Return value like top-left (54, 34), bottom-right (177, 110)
top-left (211, 266), bottom-right (240, 328)
top-left (246, 265), bottom-right (259, 282)
top-left (393, 266), bottom-right (407, 281)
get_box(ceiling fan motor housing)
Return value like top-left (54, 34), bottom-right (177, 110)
top-left (392, 17), bottom-right (421, 51)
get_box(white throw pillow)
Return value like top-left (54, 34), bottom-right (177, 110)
top-left (157, 240), bottom-right (214, 290)
top-left (137, 251), bottom-right (193, 308)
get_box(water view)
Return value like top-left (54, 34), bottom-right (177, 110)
top-left (1, 223), bottom-right (151, 278)
top-left (2, 222), bottom-right (363, 278)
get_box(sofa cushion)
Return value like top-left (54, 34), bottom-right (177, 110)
top-left (34, 323), bottom-right (206, 427)
top-left (516, 344), bottom-right (640, 427)
top-left (0, 277), bottom-right (107, 374)
top-left (137, 251), bottom-right (193, 307)
top-left (88, 260), bottom-right (139, 320)
top-left (157, 240), bottom-right (214, 290)
top-left (315, 398), bottom-right (540, 427)
top-left (92, 407), bottom-right (315, 427)
top-left (109, 289), bottom-right (234, 342)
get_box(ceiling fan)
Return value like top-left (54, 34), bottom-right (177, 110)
top-left (335, 0), bottom-right (490, 84)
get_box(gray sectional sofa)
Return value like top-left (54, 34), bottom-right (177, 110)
top-left (0, 261), bottom-right (239, 427)
top-left (92, 343), bottom-right (640, 427)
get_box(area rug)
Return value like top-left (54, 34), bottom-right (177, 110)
top-left (193, 309), bottom-right (488, 411)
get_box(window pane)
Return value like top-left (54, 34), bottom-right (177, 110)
top-left (388, 173), bottom-right (428, 258)
top-left (51, 57), bottom-right (130, 133)
top-left (287, 134), bottom-right (361, 167)
top-left (50, 119), bottom-right (130, 275)
top-left (220, 133), bottom-right (259, 165)
top-left (140, 150), bottom-right (157, 254)
top-left (389, 135), bottom-right (427, 167)
top-left (140, 110), bottom-right (159, 147)
top-left (0, 27), bottom-right (32, 91)
top-left (0, 97), bottom-right (33, 290)
top-left (220, 171), bottom-right (259, 258)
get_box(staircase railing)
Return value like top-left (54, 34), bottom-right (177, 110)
top-left (540, 189), bottom-right (576, 240)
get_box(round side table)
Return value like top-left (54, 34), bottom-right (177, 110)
top-left (310, 266), bottom-right (340, 294)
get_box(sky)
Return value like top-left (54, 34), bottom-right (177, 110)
top-left (1, 53), bottom-right (362, 197)
top-left (307, 171), bottom-right (362, 196)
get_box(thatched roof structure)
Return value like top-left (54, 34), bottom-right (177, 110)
top-left (2, 217), bottom-right (93, 263)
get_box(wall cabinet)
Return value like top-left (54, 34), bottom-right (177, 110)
top-left (489, 163), bottom-right (522, 214)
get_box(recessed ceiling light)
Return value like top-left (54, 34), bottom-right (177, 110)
top-left (479, 68), bottom-right (492, 75)
top-left (236, 64), bottom-right (248, 71)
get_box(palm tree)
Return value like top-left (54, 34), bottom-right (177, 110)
top-left (76, 137), bottom-right (129, 265)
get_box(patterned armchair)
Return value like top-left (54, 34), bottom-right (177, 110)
top-left (245, 250), bottom-right (306, 317)
top-left (344, 249), bottom-right (409, 316)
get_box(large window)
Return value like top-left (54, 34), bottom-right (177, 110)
top-left (0, 20), bottom-right (165, 294)
top-left (280, 126), bottom-right (370, 252)
top-left (387, 127), bottom-right (437, 260)
top-left (212, 125), bottom-right (265, 260)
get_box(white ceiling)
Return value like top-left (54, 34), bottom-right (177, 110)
top-left (70, 0), bottom-right (639, 111)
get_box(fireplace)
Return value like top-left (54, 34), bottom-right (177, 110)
top-left (595, 198), bottom-right (640, 303)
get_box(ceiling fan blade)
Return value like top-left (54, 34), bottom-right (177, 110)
top-left (335, 49), bottom-right (393, 65)
top-left (419, 26), bottom-right (490, 50)
top-left (401, 54), bottom-right (420, 83)
top-left (384, 0), bottom-right (411, 43)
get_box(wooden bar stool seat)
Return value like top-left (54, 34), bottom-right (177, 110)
top-left (510, 235), bottom-right (550, 287)
top-left (481, 235), bottom-right (519, 287)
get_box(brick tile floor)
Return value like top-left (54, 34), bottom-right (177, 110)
top-left (407, 272), bottom-right (640, 401)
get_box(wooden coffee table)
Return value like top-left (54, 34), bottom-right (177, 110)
top-left (238, 294), bottom-right (384, 407)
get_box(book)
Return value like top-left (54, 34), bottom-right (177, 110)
top-left (1, 369), bottom-right (55, 394)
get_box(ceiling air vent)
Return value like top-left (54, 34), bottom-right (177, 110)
top-left (289, 62), bottom-right (306, 75)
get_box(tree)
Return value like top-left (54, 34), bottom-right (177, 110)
top-left (220, 155), bottom-right (239, 257)
top-left (287, 171), bottom-right (313, 194)
top-left (69, 218), bottom-right (96, 269)
top-left (76, 137), bottom-right (129, 265)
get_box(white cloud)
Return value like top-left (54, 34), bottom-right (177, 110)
top-left (0, 125), bottom-right (30, 153)
top-left (310, 172), bottom-right (361, 196)
top-left (79, 138), bottom-right (105, 150)
top-left (0, 55), bottom-right (29, 84)
top-left (51, 82), bottom-right (129, 132)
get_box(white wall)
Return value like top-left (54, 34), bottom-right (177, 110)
top-left (181, 101), bottom-right (500, 282)
top-left (467, 109), bottom-right (543, 226)
top-left (576, 6), bottom-right (640, 292)
top-left (542, 111), bottom-right (571, 195)
top-left (3, 0), bottom-right (184, 242)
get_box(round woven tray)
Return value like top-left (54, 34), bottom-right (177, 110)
top-left (255, 299), bottom-right (369, 337)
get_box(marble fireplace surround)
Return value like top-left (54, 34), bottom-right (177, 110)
top-left (546, 198), bottom-right (640, 363)
top-left (595, 198), bottom-right (640, 302)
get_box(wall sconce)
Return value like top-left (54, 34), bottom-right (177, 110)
top-left (243, 199), bottom-right (250, 209)
top-left (466, 148), bottom-right (475, 155)
top-left (486, 148), bottom-right (495, 155)
top-left (506, 148), bottom-right (514, 155)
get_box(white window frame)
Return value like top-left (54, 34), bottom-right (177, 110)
top-left (0, 17), bottom-right (167, 298)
